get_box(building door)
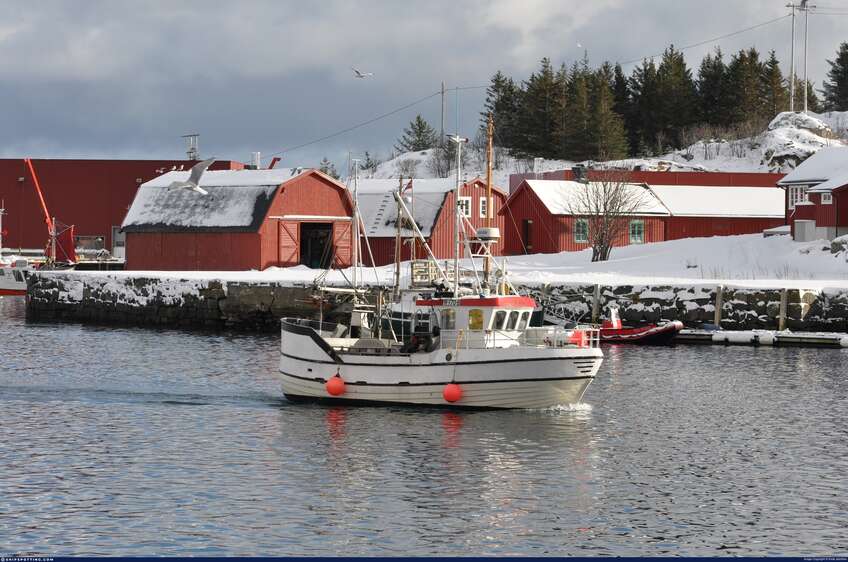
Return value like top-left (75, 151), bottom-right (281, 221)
top-left (300, 222), bottom-right (333, 269)
top-left (279, 221), bottom-right (299, 266)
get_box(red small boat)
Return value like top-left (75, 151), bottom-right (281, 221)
top-left (600, 306), bottom-right (683, 345)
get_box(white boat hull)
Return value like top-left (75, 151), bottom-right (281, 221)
top-left (279, 320), bottom-right (602, 409)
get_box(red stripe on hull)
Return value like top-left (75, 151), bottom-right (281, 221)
top-left (0, 288), bottom-right (26, 296)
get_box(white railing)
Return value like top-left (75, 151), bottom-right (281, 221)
top-left (438, 326), bottom-right (600, 350)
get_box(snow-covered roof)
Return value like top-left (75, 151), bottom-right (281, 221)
top-left (122, 169), bottom-right (312, 232)
top-left (142, 168), bottom-right (307, 188)
top-left (523, 180), bottom-right (669, 216)
top-left (647, 185), bottom-right (786, 218)
top-left (354, 178), bottom-right (505, 238)
top-left (778, 147), bottom-right (848, 186)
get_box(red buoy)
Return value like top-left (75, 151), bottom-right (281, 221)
top-left (443, 383), bottom-right (462, 403)
top-left (326, 374), bottom-right (346, 396)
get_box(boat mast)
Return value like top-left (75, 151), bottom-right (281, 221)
top-left (484, 113), bottom-right (494, 291)
top-left (351, 159), bottom-right (361, 294)
top-left (448, 134), bottom-right (467, 298)
top-left (0, 202), bottom-right (5, 259)
top-left (393, 176), bottom-right (403, 299)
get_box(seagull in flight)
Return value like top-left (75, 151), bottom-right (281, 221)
top-left (167, 157), bottom-right (215, 195)
top-left (351, 66), bottom-right (374, 79)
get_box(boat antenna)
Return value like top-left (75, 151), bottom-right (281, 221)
top-left (394, 176), bottom-right (403, 299)
top-left (448, 134), bottom-right (468, 298)
top-left (484, 113), bottom-right (494, 290)
top-left (351, 158), bottom-right (362, 295)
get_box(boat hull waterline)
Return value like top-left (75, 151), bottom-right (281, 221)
top-left (279, 320), bottom-right (602, 409)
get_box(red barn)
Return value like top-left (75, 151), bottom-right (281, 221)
top-left (355, 178), bottom-right (507, 266)
top-left (0, 158), bottom-right (243, 255)
top-left (777, 147), bottom-right (848, 241)
top-left (500, 179), bottom-right (785, 255)
top-left (122, 168), bottom-right (354, 270)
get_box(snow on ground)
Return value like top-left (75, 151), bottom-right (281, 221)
top-left (60, 233), bottom-right (848, 291)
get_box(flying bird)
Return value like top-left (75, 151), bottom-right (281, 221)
top-left (351, 66), bottom-right (374, 78)
top-left (166, 157), bottom-right (215, 195)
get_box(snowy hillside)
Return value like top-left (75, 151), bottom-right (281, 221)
top-left (361, 110), bottom-right (848, 183)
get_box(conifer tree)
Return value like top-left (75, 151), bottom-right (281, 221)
top-left (697, 48), bottom-right (728, 125)
top-left (514, 58), bottom-right (561, 158)
top-left (589, 72), bottom-right (629, 160)
top-left (612, 63), bottom-right (638, 156)
top-left (760, 50), bottom-right (789, 119)
top-left (822, 42), bottom-right (848, 111)
top-left (562, 61), bottom-right (593, 160)
top-left (726, 48), bottom-right (765, 124)
top-left (630, 58), bottom-right (661, 154)
top-left (319, 157), bottom-right (339, 179)
top-left (481, 71), bottom-right (523, 147)
top-left (656, 45), bottom-right (698, 147)
top-left (394, 115), bottom-right (438, 152)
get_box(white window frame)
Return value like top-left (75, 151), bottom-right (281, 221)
top-left (821, 192), bottom-right (833, 205)
top-left (458, 196), bottom-right (472, 217)
top-left (479, 196), bottom-right (494, 219)
top-left (629, 219), bottom-right (645, 244)
top-left (574, 218), bottom-right (589, 243)
top-left (788, 186), bottom-right (809, 210)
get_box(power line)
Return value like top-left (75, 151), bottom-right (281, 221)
top-left (619, 13), bottom-right (792, 66)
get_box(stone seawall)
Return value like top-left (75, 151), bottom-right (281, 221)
top-left (25, 271), bottom-right (848, 333)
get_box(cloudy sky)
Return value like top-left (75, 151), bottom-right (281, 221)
top-left (1, 0), bottom-right (846, 169)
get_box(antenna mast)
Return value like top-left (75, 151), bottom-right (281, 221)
top-left (448, 134), bottom-right (468, 297)
top-left (484, 113), bottom-right (494, 289)
top-left (182, 134), bottom-right (200, 161)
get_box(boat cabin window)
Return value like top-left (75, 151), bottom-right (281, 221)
top-left (440, 308), bottom-right (456, 330)
top-left (506, 311), bottom-right (519, 330)
top-left (468, 309), bottom-right (484, 330)
top-left (517, 311), bottom-right (530, 330)
top-left (491, 310), bottom-right (506, 330)
top-left (13, 270), bottom-right (24, 283)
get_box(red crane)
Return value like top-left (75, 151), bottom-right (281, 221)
top-left (23, 158), bottom-right (77, 265)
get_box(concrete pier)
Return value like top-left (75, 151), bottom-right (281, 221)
top-left (25, 270), bottom-right (848, 335)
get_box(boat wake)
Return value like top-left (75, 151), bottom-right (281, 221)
top-left (534, 402), bottom-right (593, 413)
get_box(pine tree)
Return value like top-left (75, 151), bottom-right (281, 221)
top-left (562, 62), bottom-right (593, 160)
top-left (395, 115), bottom-right (438, 152)
top-left (361, 151), bottom-right (380, 175)
top-left (319, 157), bottom-right (338, 179)
top-left (589, 72), bottom-right (629, 160)
top-left (822, 42), bottom-right (848, 111)
top-left (629, 58), bottom-right (661, 154)
top-left (726, 48), bottom-right (765, 124)
top-left (697, 48), bottom-right (728, 125)
top-left (612, 63), bottom-right (637, 154)
top-left (481, 71), bottom-right (523, 148)
top-left (514, 58), bottom-right (562, 158)
top-left (760, 50), bottom-right (789, 119)
top-left (656, 45), bottom-right (698, 148)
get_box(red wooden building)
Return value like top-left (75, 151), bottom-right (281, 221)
top-left (777, 147), bottom-right (848, 241)
top-left (122, 169), bottom-right (354, 271)
top-left (508, 169), bottom-right (785, 193)
top-left (0, 158), bottom-right (243, 255)
top-left (500, 179), bottom-right (785, 255)
top-left (356, 178), bottom-right (507, 266)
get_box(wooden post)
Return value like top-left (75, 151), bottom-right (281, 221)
top-left (591, 284), bottom-right (601, 324)
top-left (714, 285), bottom-right (723, 327)
top-left (779, 288), bottom-right (788, 331)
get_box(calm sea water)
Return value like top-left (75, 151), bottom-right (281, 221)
top-left (1, 296), bottom-right (847, 557)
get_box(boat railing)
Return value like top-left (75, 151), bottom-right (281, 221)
top-left (439, 326), bottom-right (600, 350)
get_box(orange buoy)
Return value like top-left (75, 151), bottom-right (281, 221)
top-left (326, 374), bottom-right (346, 396)
top-left (443, 383), bottom-right (462, 403)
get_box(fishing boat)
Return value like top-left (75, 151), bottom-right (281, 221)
top-left (279, 122), bottom-right (603, 409)
top-left (599, 305), bottom-right (683, 345)
top-left (0, 206), bottom-right (32, 296)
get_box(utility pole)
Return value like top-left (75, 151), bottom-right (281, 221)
top-left (787, 2), bottom-right (797, 111)
top-left (440, 81), bottom-right (446, 146)
top-left (801, 0), bottom-right (815, 113)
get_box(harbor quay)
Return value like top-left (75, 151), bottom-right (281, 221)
top-left (25, 269), bottom-right (848, 335)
